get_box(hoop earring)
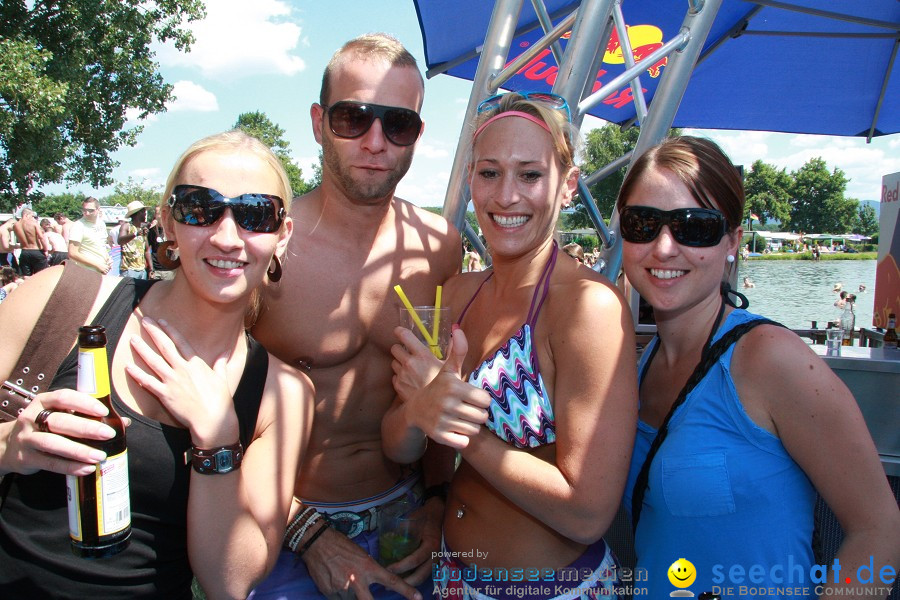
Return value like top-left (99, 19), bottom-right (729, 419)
top-left (157, 240), bottom-right (181, 269)
top-left (267, 255), bottom-right (282, 283)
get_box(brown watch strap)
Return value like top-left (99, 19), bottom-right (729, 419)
top-left (190, 442), bottom-right (244, 474)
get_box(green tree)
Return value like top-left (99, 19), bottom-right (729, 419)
top-left (789, 158), bottom-right (856, 234)
top-left (744, 160), bottom-right (792, 227)
top-left (855, 203), bottom-right (878, 237)
top-left (103, 177), bottom-right (163, 209)
top-left (0, 0), bottom-right (205, 209)
top-left (234, 111), bottom-right (311, 197)
top-left (33, 192), bottom-right (85, 221)
top-left (309, 150), bottom-right (324, 190)
top-left (578, 124), bottom-right (680, 228)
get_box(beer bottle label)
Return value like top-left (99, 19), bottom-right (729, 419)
top-left (65, 474), bottom-right (82, 541)
top-left (65, 450), bottom-right (131, 540)
top-left (96, 449), bottom-right (130, 535)
top-left (76, 347), bottom-right (111, 398)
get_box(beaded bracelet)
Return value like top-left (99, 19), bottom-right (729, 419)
top-left (287, 511), bottom-right (322, 553)
top-left (298, 519), bottom-right (331, 556)
top-left (283, 506), bottom-right (316, 548)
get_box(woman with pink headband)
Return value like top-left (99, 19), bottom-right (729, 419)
top-left (383, 92), bottom-right (638, 599)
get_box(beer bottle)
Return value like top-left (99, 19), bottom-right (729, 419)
top-left (884, 313), bottom-right (898, 350)
top-left (65, 325), bottom-right (131, 558)
top-left (839, 304), bottom-right (855, 346)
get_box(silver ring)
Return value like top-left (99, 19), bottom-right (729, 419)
top-left (35, 409), bottom-right (54, 433)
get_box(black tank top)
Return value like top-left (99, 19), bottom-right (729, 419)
top-left (0, 278), bottom-right (267, 599)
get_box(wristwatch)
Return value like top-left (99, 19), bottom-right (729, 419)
top-left (190, 442), bottom-right (244, 474)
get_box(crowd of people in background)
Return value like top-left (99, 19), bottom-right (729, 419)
top-left (0, 199), bottom-right (174, 306)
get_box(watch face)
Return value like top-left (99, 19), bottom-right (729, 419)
top-left (215, 450), bottom-right (234, 473)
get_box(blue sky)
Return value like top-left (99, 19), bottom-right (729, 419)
top-left (40, 0), bottom-right (900, 208)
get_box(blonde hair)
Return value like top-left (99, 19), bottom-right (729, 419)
top-left (162, 130), bottom-right (293, 208)
top-left (320, 33), bottom-right (423, 106)
top-left (468, 92), bottom-right (578, 171)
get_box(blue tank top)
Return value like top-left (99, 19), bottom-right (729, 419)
top-left (623, 309), bottom-right (817, 598)
top-left (456, 243), bottom-right (558, 449)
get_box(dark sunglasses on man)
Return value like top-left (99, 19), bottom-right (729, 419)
top-left (168, 185), bottom-right (285, 233)
top-left (619, 206), bottom-right (728, 248)
top-left (325, 101), bottom-right (423, 147)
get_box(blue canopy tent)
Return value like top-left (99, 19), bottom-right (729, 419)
top-left (413, 0), bottom-right (899, 278)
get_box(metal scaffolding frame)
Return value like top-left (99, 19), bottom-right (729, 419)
top-left (437, 0), bottom-right (724, 280)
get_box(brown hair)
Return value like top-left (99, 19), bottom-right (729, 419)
top-left (320, 33), bottom-right (423, 106)
top-left (616, 136), bottom-right (744, 232)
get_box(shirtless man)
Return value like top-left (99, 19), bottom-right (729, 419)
top-left (0, 218), bottom-right (20, 271)
top-left (250, 34), bottom-right (460, 600)
top-left (54, 212), bottom-right (73, 243)
top-left (40, 218), bottom-right (68, 265)
top-left (12, 208), bottom-right (50, 276)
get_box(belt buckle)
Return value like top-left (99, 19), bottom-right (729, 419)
top-left (328, 511), bottom-right (366, 538)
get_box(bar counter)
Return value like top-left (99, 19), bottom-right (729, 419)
top-left (811, 344), bottom-right (900, 476)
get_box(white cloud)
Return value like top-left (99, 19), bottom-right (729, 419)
top-left (398, 165), bottom-right (451, 207)
top-left (157, 0), bottom-right (305, 78)
top-left (166, 81), bottom-right (219, 112)
top-left (690, 130), bottom-right (900, 201)
top-left (693, 130), bottom-right (770, 169)
top-left (415, 143), bottom-right (450, 159)
top-left (125, 108), bottom-right (159, 124)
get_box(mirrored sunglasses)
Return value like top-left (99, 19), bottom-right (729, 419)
top-left (326, 101), bottom-right (422, 147)
top-left (168, 185), bottom-right (285, 233)
top-left (477, 91), bottom-right (571, 122)
top-left (619, 206), bottom-right (727, 248)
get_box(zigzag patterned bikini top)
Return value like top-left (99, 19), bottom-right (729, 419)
top-left (456, 242), bottom-right (558, 449)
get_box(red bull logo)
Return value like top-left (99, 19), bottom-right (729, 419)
top-left (509, 23), bottom-right (667, 110)
top-left (604, 25), bottom-right (668, 78)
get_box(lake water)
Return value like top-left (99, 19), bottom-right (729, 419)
top-left (736, 259), bottom-right (876, 330)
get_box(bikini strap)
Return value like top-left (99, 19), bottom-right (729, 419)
top-left (456, 271), bottom-right (494, 326)
top-left (526, 241), bottom-right (559, 328)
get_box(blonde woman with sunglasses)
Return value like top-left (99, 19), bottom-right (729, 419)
top-left (0, 130), bottom-right (313, 599)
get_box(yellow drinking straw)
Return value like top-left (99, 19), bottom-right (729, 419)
top-left (393, 284), bottom-right (444, 359)
top-left (432, 285), bottom-right (443, 345)
top-left (394, 284), bottom-right (435, 340)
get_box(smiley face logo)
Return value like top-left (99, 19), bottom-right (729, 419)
top-left (668, 558), bottom-right (697, 588)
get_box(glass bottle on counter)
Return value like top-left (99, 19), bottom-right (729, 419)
top-left (839, 302), bottom-right (855, 346)
top-left (884, 313), bottom-right (898, 350)
top-left (65, 325), bottom-right (131, 558)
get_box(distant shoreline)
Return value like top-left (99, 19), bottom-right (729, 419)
top-left (744, 252), bottom-right (877, 261)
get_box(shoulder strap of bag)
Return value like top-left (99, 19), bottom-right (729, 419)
top-left (631, 316), bottom-right (784, 532)
top-left (1, 262), bottom-right (103, 421)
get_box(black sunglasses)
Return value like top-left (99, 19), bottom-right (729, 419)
top-left (619, 206), bottom-right (727, 248)
top-left (168, 185), bottom-right (285, 233)
top-left (326, 101), bottom-right (422, 147)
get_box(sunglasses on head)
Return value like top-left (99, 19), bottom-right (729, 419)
top-left (168, 185), bottom-right (285, 233)
top-left (325, 101), bottom-right (422, 147)
top-left (619, 206), bottom-right (727, 248)
top-left (477, 91), bottom-right (571, 122)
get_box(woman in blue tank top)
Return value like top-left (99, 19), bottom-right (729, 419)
top-left (617, 136), bottom-right (899, 598)
top-left (382, 92), bottom-right (639, 599)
